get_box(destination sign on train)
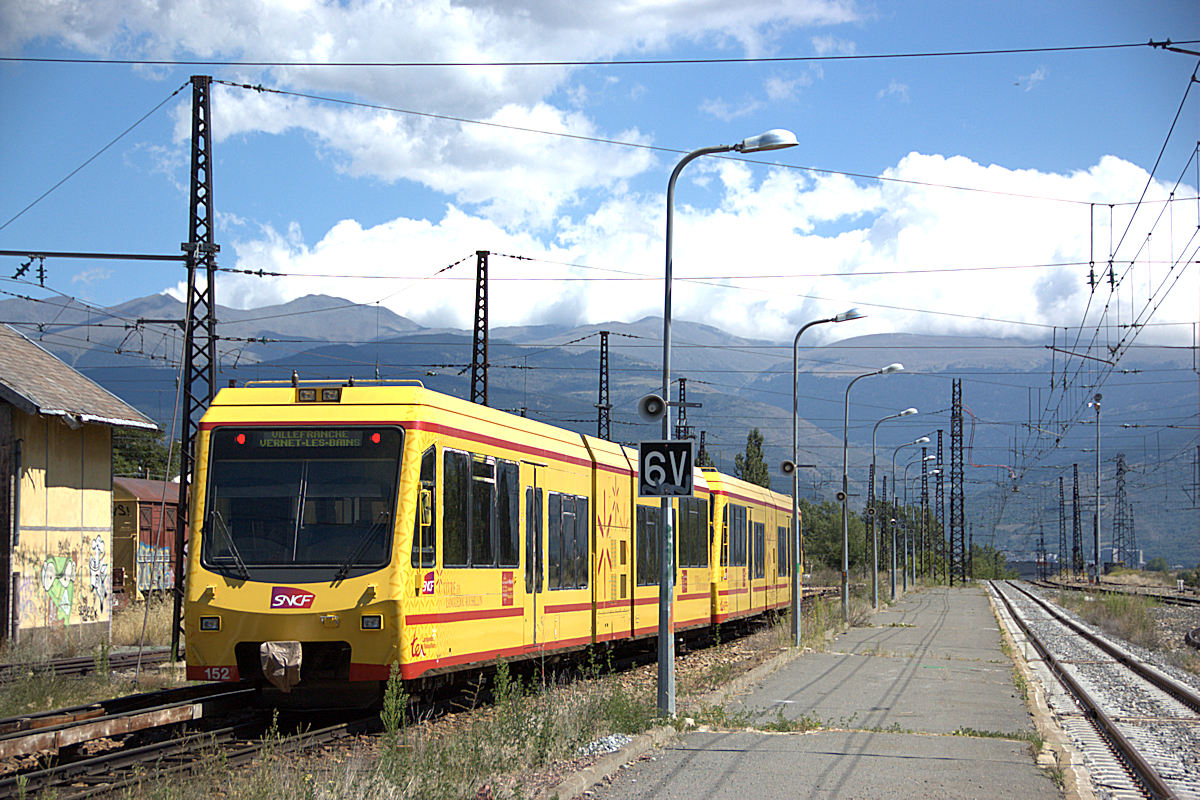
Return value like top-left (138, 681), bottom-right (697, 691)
top-left (254, 429), bottom-right (363, 448)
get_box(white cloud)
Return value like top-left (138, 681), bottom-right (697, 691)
top-left (1017, 66), bottom-right (1048, 91)
top-left (1, 0), bottom-right (861, 227)
top-left (811, 34), bottom-right (856, 55)
top-left (191, 151), bottom-right (1196, 346)
top-left (699, 96), bottom-right (764, 121)
top-left (877, 80), bottom-right (909, 103)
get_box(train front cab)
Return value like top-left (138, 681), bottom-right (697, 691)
top-left (184, 384), bottom-right (417, 704)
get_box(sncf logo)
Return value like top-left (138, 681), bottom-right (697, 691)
top-left (421, 571), bottom-right (435, 595)
top-left (271, 586), bottom-right (315, 609)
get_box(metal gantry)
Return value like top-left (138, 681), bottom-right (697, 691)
top-left (1113, 453), bottom-right (1134, 566)
top-left (470, 250), bottom-right (489, 405)
top-left (949, 379), bottom-right (965, 584)
top-left (172, 75), bottom-right (220, 659)
top-left (596, 331), bottom-right (611, 440)
top-left (935, 429), bottom-right (944, 582)
top-left (1072, 463), bottom-right (1084, 576)
top-left (1058, 475), bottom-right (1067, 577)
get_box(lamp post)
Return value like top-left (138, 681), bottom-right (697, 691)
top-left (788, 309), bottom-right (863, 645)
top-left (871, 408), bottom-right (917, 608)
top-left (840, 363), bottom-right (903, 622)
top-left (890, 436), bottom-right (929, 599)
top-left (658, 128), bottom-right (797, 718)
top-left (1087, 393), bottom-right (1101, 581)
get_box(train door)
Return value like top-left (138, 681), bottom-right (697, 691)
top-left (522, 462), bottom-right (544, 649)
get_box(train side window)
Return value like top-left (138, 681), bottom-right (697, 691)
top-left (547, 493), bottom-right (561, 588)
top-left (678, 497), bottom-right (708, 569)
top-left (497, 460), bottom-right (519, 567)
top-left (560, 497), bottom-right (577, 589)
top-left (636, 505), bottom-right (660, 586)
top-left (443, 449), bottom-right (470, 567)
top-left (730, 504), bottom-right (748, 567)
top-left (411, 447), bottom-right (437, 568)
top-left (777, 525), bottom-right (789, 576)
top-left (719, 505), bottom-right (728, 567)
top-left (470, 456), bottom-right (497, 567)
top-left (525, 487), bottom-right (543, 593)
top-left (574, 496), bottom-right (589, 589)
top-left (753, 522), bottom-right (766, 578)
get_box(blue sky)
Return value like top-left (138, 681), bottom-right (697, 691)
top-left (1, 0), bottom-right (1197, 345)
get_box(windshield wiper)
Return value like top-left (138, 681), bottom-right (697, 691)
top-left (334, 512), bottom-right (391, 582)
top-left (208, 510), bottom-right (250, 580)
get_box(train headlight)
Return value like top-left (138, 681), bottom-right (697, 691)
top-left (199, 615), bottom-right (221, 631)
top-left (361, 614), bottom-right (383, 631)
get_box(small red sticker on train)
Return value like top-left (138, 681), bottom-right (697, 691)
top-left (271, 586), bottom-right (315, 609)
top-left (501, 571), bottom-right (514, 606)
top-left (421, 571), bottom-right (435, 595)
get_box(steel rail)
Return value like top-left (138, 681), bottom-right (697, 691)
top-left (991, 580), bottom-right (1179, 800)
top-left (1032, 578), bottom-right (1200, 608)
top-left (0, 684), bottom-right (256, 760)
top-left (0, 648), bottom-right (172, 685)
top-left (1009, 580), bottom-right (1200, 715)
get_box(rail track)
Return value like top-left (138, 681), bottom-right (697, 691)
top-left (0, 589), bottom-right (840, 798)
top-left (0, 648), bottom-right (172, 685)
top-left (991, 580), bottom-right (1200, 800)
top-left (1031, 578), bottom-right (1200, 608)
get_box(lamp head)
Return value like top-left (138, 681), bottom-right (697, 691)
top-left (914, 436), bottom-right (930, 445)
top-left (899, 407), bottom-right (918, 417)
top-left (834, 307), bottom-right (865, 323)
top-left (735, 128), bottom-right (798, 153)
top-left (880, 362), bottom-right (904, 374)
top-left (924, 454), bottom-right (937, 461)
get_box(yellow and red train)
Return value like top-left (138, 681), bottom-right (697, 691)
top-left (184, 380), bottom-right (797, 697)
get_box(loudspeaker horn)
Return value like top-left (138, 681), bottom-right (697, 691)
top-left (637, 393), bottom-right (666, 422)
top-left (780, 460), bottom-right (796, 476)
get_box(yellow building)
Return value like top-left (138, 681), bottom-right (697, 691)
top-left (0, 324), bottom-right (157, 646)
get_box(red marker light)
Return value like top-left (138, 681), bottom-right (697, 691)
top-left (370, 432), bottom-right (382, 444)
top-left (236, 433), bottom-right (246, 445)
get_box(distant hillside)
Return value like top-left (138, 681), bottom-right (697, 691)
top-left (3, 293), bottom-right (1195, 567)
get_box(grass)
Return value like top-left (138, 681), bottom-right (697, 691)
top-left (1061, 591), bottom-right (1161, 650)
top-left (0, 596), bottom-right (181, 719)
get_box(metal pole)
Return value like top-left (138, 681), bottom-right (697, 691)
top-left (1091, 395), bottom-right (1102, 580)
top-left (660, 144), bottom-right (731, 718)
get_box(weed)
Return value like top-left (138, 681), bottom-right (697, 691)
top-left (953, 727), bottom-right (1043, 749)
top-left (758, 708), bottom-right (822, 733)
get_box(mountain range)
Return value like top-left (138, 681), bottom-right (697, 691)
top-left (2, 292), bottom-right (1196, 567)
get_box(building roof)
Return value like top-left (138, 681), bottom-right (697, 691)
top-left (0, 324), bottom-right (157, 430)
top-left (113, 477), bottom-right (180, 504)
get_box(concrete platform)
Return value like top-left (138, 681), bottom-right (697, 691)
top-left (584, 586), bottom-right (1061, 800)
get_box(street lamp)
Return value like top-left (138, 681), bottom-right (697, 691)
top-left (840, 362), bottom-right (903, 622)
top-left (787, 308), bottom-right (863, 645)
top-left (870, 408), bottom-right (917, 608)
top-left (658, 128), bottom-right (797, 717)
top-left (890, 436), bottom-right (929, 599)
top-left (1087, 394), bottom-right (1101, 581)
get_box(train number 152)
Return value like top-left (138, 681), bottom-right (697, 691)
top-left (203, 666), bottom-right (234, 681)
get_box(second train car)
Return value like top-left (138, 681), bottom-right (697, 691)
top-left (183, 379), bottom-right (796, 700)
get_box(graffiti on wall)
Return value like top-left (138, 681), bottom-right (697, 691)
top-left (40, 555), bottom-right (75, 624)
top-left (88, 535), bottom-right (110, 614)
top-left (136, 543), bottom-right (174, 592)
top-left (17, 533), bottom-right (112, 631)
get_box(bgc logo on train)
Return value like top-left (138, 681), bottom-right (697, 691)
top-left (270, 586), bottom-right (316, 609)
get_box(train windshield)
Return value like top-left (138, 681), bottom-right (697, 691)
top-left (202, 426), bottom-right (403, 576)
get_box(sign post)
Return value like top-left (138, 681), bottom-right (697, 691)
top-left (639, 439), bottom-right (693, 718)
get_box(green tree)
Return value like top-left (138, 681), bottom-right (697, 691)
top-left (733, 428), bottom-right (770, 488)
top-left (1145, 556), bottom-right (1169, 572)
top-left (113, 428), bottom-right (181, 479)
